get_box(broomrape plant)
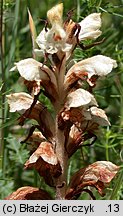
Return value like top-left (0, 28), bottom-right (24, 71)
top-left (6, 3), bottom-right (119, 200)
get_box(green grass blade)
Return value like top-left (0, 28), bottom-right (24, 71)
top-left (9, 0), bottom-right (20, 65)
top-left (110, 169), bottom-right (123, 200)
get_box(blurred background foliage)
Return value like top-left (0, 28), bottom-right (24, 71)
top-left (0, 0), bottom-right (123, 199)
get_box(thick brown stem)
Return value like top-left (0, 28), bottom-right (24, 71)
top-left (55, 122), bottom-right (68, 199)
top-left (54, 54), bottom-right (68, 199)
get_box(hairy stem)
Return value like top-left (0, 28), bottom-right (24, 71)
top-left (54, 55), bottom-right (68, 199)
top-left (55, 122), bottom-right (68, 199)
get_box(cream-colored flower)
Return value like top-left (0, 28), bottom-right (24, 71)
top-left (6, 92), bottom-right (55, 141)
top-left (6, 92), bottom-right (34, 113)
top-left (35, 8), bottom-right (102, 56)
top-left (65, 88), bottom-right (98, 108)
top-left (10, 58), bottom-right (59, 101)
top-left (78, 13), bottom-right (102, 40)
top-left (10, 58), bottom-right (57, 86)
top-left (35, 3), bottom-right (72, 56)
top-left (64, 55), bottom-right (117, 88)
top-left (36, 26), bottom-right (71, 55)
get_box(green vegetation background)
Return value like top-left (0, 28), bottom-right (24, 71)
top-left (0, 0), bottom-right (123, 199)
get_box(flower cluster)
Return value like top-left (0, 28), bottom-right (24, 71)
top-left (6, 3), bottom-right (119, 200)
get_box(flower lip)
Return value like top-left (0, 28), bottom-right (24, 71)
top-left (65, 88), bottom-right (98, 109)
top-left (36, 11), bottom-right (102, 56)
top-left (64, 55), bottom-right (117, 89)
top-left (6, 92), bottom-right (34, 113)
top-left (36, 26), bottom-right (72, 55)
top-left (78, 13), bottom-right (102, 40)
top-left (35, 3), bottom-right (74, 56)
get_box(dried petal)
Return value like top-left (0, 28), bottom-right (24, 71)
top-left (20, 104), bottom-right (55, 141)
top-left (79, 13), bottom-right (102, 40)
top-left (64, 19), bottom-right (77, 44)
top-left (24, 79), bottom-right (41, 96)
top-left (90, 106), bottom-right (110, 126)
top-left (58, 105), bottom-right (92, 131)
top-left (64, 55), bottom-right (117, 88)
top-left (63, 20), bottom-right (77, 59)
top-left (59, 103), bottom-right (109, 135)
top-left (6, 92), bottom-right (43, 120)
top-left (5, 186), bottom-right (52, 200)
top-left (66, 88), bottom-right (98, 108)
top-left (67, 125), bottom-right (84, 157)
top-left (61, 108), bottom-right (84, 126)
top-left (25, 131), bottom-right (46, 152)
top-left (26, 141), bottom-right (58, 165)
top-left (47, 3), bottom-right (63, 26)
top-left (80, 107), bottom-right (110, 133)
top-left (23, 78), bottom-right (58, 102)
top-left (7, 92), bottom-right (55, 140)
top-left (66, 161), bottom-right (119, 199)
top-left (25, 142), bottom-right (62, 186)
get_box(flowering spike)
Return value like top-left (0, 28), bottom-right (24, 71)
top-left (6, 3), bottom-right (119, 200)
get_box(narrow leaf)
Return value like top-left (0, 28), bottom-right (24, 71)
top-left (110, 169), bottom-right (123, 200)
top-left (28, 9), bottom-right (37, 58)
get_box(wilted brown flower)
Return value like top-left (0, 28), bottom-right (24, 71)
top-left (24, 141), bottom-right (62, 186)
top-left (5, 186), bottom-right (52, 200)
top-left (65, 161), bottom-right (119, 199)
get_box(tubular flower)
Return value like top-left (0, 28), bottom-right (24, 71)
top-left (64, 55), bottom-right (117, 88)
top-left (36, 3), bottom-right (72, 55)
top-left (35, 4), bottom-right (102, 57)
top-left (78, 13), bottom-right (102, 40)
